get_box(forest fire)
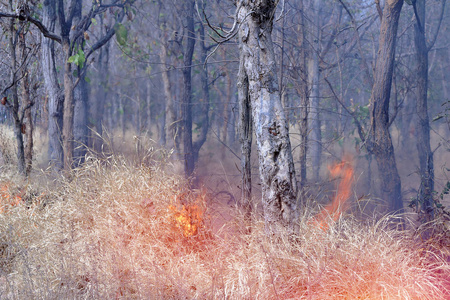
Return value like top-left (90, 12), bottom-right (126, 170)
top-left (0, 182), bottom-right (22, 213)
top-left (168, 193), bottom-right (205, 237)
top-left (313, 156), bottom-right (354, 231)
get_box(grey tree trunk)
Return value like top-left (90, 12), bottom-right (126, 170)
top-left (192, 20), bottom-right (210, 166)
top-left (73, 76), bottom-right (89, 166)
top-left (413, 0), bottom-right (436, 220)
top-left (297, 0), bottom-right (309, 193)
top-left (309, 0), bottom-right (322, 183)
top-left (20, 30), bottom-right (33, 175)
top-left (62, 39), bottom-right (74, 170)
top-left (91, 26), bottom-right (110, 153)
top-left (9, 18), bottom-right (26, 175)
top-left (181, 0), bottom-right (196, 178)
top-left (159, 41), bottom-right (175, 148)
top-left (238, 0), bottom-right (299, 233)
top-left (369, 0), bottom-right (404, 213)
top-left (42, 0), bottom-right (63, 171)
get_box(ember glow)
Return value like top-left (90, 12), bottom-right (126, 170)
top-left (0, 182), bottom-right (22, 213)
top-left (313, 155), bottom-right (354, 230)
top-left (169, 193), bottom-right (205, 237)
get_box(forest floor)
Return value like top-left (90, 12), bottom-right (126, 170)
top-left (0, 127), bottom-right (449, 299)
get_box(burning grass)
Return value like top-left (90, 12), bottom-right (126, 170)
top-left (0, 154), bottom-right (448, 299)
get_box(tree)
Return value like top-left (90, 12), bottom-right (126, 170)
top-left (181, 0), bottom-right (196, 178)
top-left (237, 0), bottom-right (298, 233)
top-left (41, 0), bottom-right (64, 171)
top-left (368, 0), bottom-right (404, 213)
top-left (1, 0), bottom-right (135, 170)
top-left (410, 0), bottom-right (446, 221)
top-left (0, 1), bottom-right (38, 176)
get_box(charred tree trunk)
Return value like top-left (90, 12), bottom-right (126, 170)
top-left (238, 52), bottom-right (253, 220)
top-left (238, 0), bottom-right (299, 233)
top-left (369, 0), bottom-right (404, 213)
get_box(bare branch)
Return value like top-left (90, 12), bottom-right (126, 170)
top-left (427, 0), bottom-right (446, 51)
top-left (0, 12), bottom-right (62, 43)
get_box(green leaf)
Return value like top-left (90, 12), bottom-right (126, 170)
top-left (115, 23), bottom-right (128, 46)
top-left (78, 49), bottom-right (85, 68)
top-left (84, 75), bottom-right (91, 84)
top-left (68, 55), bottom-right (77, 63)
top-left (91, 18), bottom-right (97, 25)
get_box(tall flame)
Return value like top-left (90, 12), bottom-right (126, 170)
top-left (314, 155), bottom-right (354, 230)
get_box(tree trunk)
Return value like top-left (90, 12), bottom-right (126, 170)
top-left (297, 0), bottom-right (309, 192)
top-left (414, 0), bottom-right (434, 220)
top-left (91, 31), bottom-right (110, 153)
top-left (238, 0), bottom-right (299, 233)
top-left (238, 50), bottom-right (253, 220)
top-left (20, 29), bottom-right (33, 175)
top-left (370, 0), bottom-right (404, 213)
top-left (192, 20), bottom-right (210, 167)
top-left (62, 39), bottom-right (74, 170)
top-left (73, 76), bottom-right (89, 166)
top-left (309, 0), bottom-right (322, 183)
top-left (181, 0), bottom-right (196, 178)
top-left (160, 42), bottom-right (175, 148)
top-left (42, 0), bottom-right (63, 171)
top-left (9, 18), bottom-right (26, 175)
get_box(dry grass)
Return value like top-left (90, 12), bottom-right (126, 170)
top-left (0, 152), bottom-right (448, 300)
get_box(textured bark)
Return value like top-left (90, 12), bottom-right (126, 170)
top-left (181, 0), bottom-right (196, 178)
top-left (73, 76), bottom-right (89, 165)
top-left (62, 39), bottom-right (74, 170)
top-left (297, 0), bottom-right (309, 192)
top-left (370, 0), bottom-right (404, 213)
top-left (238, 51), bottom-right (252, 220)
top-left (42, 0), bottom-right (63, 171)
top-left (192, 20), bottom-right (210, 165)
top-left (20, 30), bottom-right (33, 175)
top-left (9, 18), bottom-right (26, 175)
top-left (414, 0), bottom-right (434, 220)
top-left (309, 0), bottom-right (322, 183)
top-left (238, 0), bottom-right (299, 233)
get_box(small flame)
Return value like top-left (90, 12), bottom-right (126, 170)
top-left (0, 183), bottom-right (22, 213)
top-left (169, 194), bottom-right (205, 237)
top-left (313, 155), bottom-right (354, 230)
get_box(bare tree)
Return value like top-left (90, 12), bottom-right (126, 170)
top-left (411, 0), bottom-right (446, 220)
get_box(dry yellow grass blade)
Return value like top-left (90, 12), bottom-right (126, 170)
top-left (0, 154), bottom-right (448, 299)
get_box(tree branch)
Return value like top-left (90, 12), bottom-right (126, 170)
top-left (426, 0), bottom-right (446, 52)
top-left (0, 12), bottom-right (62, 43)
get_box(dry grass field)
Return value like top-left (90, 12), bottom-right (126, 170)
top-left (0, 126), bottom-right (449, 299)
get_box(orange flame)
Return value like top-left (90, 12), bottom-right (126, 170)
top-left (313, 155), bottom-right (354, 230)
top-left (0, 183), bottom-right (22, 213)
top-left (169, 193), bottom-right (205, 237)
